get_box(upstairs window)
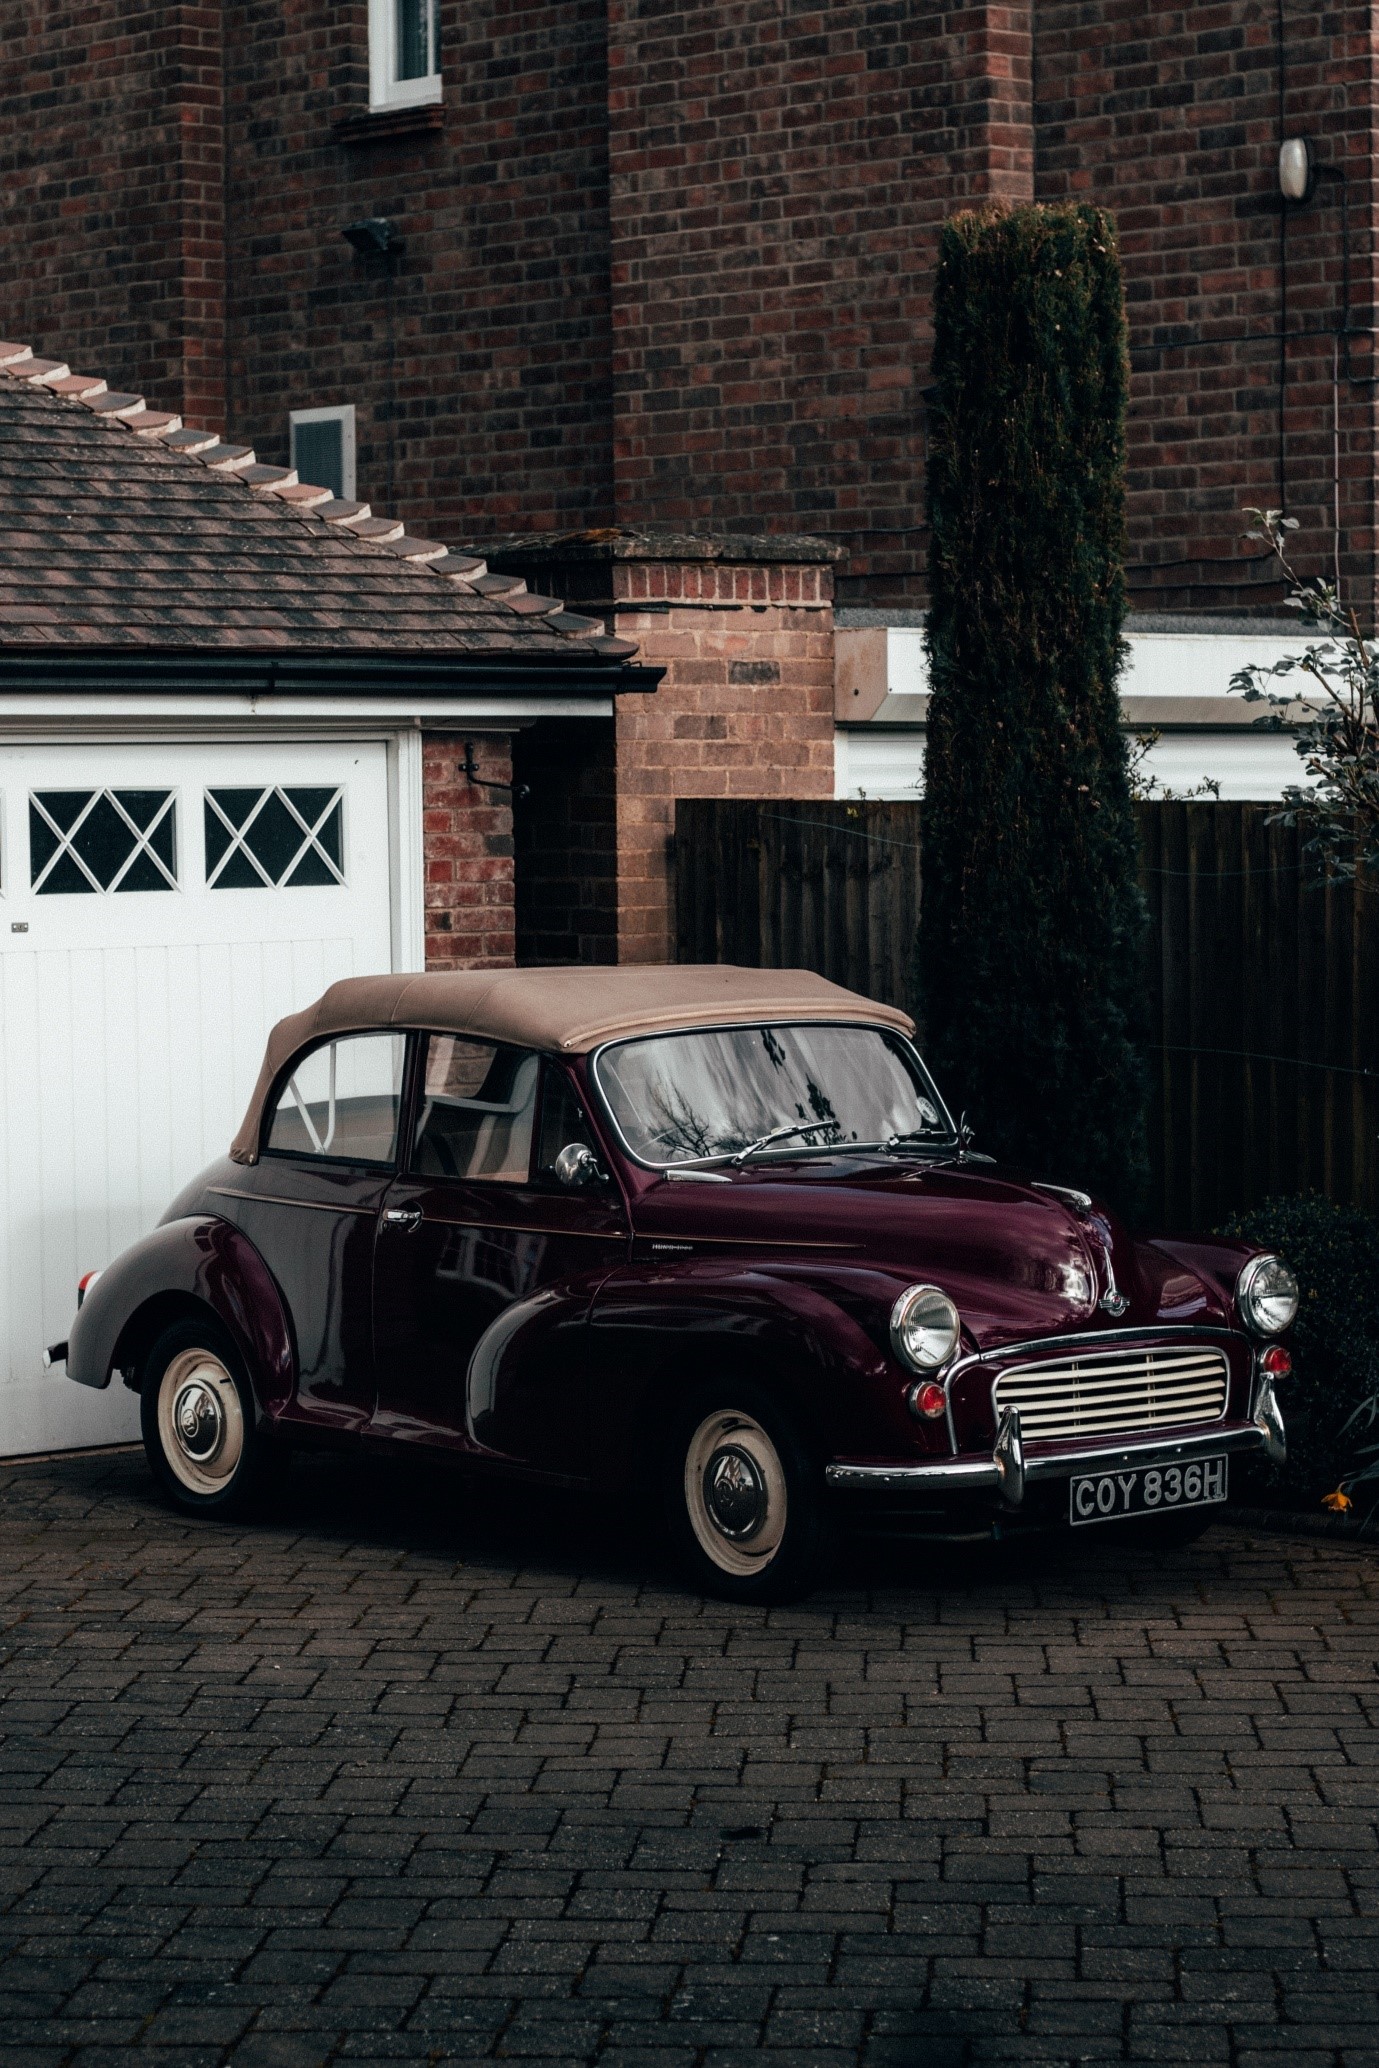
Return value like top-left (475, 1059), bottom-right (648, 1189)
top-left (369, 0), bottom-right (441, 109)
top-left (289, 406), bottom-right (355, 501)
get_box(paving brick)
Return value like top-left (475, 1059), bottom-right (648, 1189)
top-left (0, 1453), bottom-right (1376, 2064)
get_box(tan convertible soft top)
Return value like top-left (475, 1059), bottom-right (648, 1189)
top-left (229, 963), bottom-right (914, 1164)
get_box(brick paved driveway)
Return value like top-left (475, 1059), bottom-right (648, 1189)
top-left (0, 1449), bottom-right (1375, 2067)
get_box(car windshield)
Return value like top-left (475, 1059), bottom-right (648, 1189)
top-left (595, 1021), bottom-right (954, 1167)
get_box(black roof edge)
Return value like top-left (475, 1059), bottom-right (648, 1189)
top-left (0, 650), bottom-right (663, 698)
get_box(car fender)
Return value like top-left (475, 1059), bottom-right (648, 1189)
top-left (66, 1216), bottom-right (295, 1415)
top-left (587, 1258), bottom-right (916, 1468)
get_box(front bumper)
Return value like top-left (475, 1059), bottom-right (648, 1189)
top-left (826, 1373), bottom-right (1285, 1509)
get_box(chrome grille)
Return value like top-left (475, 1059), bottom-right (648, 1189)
top-left (993, 1344), bottom-right (1229, 1440)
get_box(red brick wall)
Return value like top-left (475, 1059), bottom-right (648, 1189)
top-left (422, 733), bottom-right (516, 969)
top-left (3, 2), bottom-right (1376, 618)
top-left (0, 4), bottom-right (226, 429)
top-left (609, 559), bottom-right (836, 962)
top-left (606, 3), bottom-right (1034, 606)
top-left (512, 720), bottom-right (619, 966)
top-left (220, 0), bottom-right (614, 535)
top-left (1036, 3), bottom-right (1379, 615)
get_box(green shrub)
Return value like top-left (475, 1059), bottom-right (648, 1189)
top-left (918, 202), bottom-right (1149, 1216)
top-left (1221, 1195), bottom-right (1379, 1510)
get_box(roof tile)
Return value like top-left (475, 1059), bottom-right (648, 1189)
top-left (0, 336), bottom-right (643, 664)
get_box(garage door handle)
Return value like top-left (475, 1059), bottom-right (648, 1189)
top-left (383, 1207), bottom-right (423, 1233)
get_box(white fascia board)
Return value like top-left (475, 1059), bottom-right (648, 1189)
top-left (838, 626), bottom-right (1315, 728)
top-left (0, 694), bottom-right (614, 738)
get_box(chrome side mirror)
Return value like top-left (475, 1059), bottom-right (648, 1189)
top-left (553, 1142), bottom-right (606, 1189)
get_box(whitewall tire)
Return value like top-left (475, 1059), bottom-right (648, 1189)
top-left (665, 1384), bottom-right (830, 1603)
top-left (140, 1318), bottom-right (277, 1517)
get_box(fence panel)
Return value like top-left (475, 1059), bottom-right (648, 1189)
top-left (673, 797), bottom-right (1379, 1224)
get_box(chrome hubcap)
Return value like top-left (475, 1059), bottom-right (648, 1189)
top-left (173, 1380), bottom-right (224, 1465)
top-left (703, 1446), bottom-right (767, 1541)
top-left (684, 1411), bottom-right (788, 1578)
top-left (156, 1349), bottom-right (245, 1497)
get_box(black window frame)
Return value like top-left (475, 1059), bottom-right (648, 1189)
top-left (404, 1031), bottom-right (545, 1188)
top-left (259, 1028), bottom-right (416, 1173)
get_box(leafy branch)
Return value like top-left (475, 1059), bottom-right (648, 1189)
top-left (1230, 509), bottom-right (1379, 879)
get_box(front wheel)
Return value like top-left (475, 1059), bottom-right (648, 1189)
top-left (140, 1317), bottom-right (279, 1518)
top-left (664, 1385), bottom-right (832, 1603)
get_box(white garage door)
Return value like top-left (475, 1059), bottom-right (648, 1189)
top-left (0, 738), bottom-right (397, 1455)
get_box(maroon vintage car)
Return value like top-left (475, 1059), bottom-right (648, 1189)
top-left (56, 965), bottom-right (1296, 1599)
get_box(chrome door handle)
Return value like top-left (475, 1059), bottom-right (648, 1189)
top-left (383, 1207), bottom-right (423, 1233)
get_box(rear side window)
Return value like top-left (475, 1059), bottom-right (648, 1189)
top-left (265, 1032), bottom-right (407, 1166)
top-left (412, 1036), bottom-right (538, 1183)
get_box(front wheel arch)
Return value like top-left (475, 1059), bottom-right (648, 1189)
top-left (626, 1333), bottom-right (832, 1480)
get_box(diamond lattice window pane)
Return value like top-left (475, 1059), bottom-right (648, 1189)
top-left (30, 790), bottom-right (177, 895)
top-left (205, 786), bottom-right (345, 889)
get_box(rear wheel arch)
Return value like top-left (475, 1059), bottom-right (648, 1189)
top-left (69, 1214), bottom-right (297, 1413)
top-left (113, 1292), bottom-right (248, 1398)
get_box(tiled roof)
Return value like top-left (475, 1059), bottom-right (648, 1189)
top-left (0, 344), bottom-right (638, 660)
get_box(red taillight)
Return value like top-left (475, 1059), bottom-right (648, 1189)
top-left (1260, 1345), bottom-right (1291, 1378)
top-left (77, 1269), bottom-right (102, 1308)
top-left (910, 1380), bottom-right (948, 1420)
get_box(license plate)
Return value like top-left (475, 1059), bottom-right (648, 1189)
top-left (1068, 1454), bottom-right (1228, 1526)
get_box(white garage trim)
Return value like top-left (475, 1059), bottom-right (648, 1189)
top-left (0, 693), bottom-right (616, 733)
top-left (0, 695), bottom-right (616, 975)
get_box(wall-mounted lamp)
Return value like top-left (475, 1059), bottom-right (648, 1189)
top-left (1279, 138), bottom-right (1317, 206)
top-left (342, 216), bottom-right (405, 259)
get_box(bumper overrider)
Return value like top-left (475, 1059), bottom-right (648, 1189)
top-left (826, 1367), bottom-right (1286, 1510)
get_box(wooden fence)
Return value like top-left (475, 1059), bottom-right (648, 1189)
top-left (674, 798), bottom-right (1379, 1227)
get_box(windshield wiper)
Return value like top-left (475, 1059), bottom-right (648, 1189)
top-left (882, 1127), bottom-right (954, 1153)
top-left (729, 1121), bottom-right (836, 1167)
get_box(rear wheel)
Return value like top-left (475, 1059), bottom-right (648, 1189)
top-left (140, 1317), bottom-right (279, 1518)
top-left (663, 1384), bottom-right (832, 1603)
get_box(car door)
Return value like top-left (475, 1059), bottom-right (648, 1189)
top-left (219, 1028), bottom-right (408, 1435)
top-left (370, 1038), bottom-right (628, 1480)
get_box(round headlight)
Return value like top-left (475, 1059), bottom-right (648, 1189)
top-left (890, 1284), bottom-right (961, 1372)
top-left (1237, 1253), bottom-right (1298, 1337)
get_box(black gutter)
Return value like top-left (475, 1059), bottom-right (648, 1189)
top-left (0, 649), bottom-right (663, 698)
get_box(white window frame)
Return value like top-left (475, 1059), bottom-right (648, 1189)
top-left (289, 405), bottom-right (357, 502)
top-left (368, 0), bottom-right (442, 110)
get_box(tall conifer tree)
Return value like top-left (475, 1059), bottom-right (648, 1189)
top-left (918, 203), bottom-right (1148, 1212)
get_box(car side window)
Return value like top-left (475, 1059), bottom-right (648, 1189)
top-left (412, 1035), bottom-right (539, 1183)
top-left (264, 1031), bottom-right (407, 1166)
top-left (536, 1064), bottom-right (599, 1180)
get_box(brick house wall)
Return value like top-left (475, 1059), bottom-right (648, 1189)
top-left (1036, 2), bottom-right (1379, 616)
top-left (422, 732), bottom-right (517, 969)
top-left (605, 3), bottom-right (1034, 605)
top-left (0, 3), bottom-right (227, 431)
top-left (610, 558), bottom-right (837, 962)
top-left (2, 3), bottom-right (1372, 614)
top-left (220, 0), bottom-right (615, 537)
top-left (484, 534), bottom-right (838, 963)
top-left (512, 720), bottom-right (619, 967)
